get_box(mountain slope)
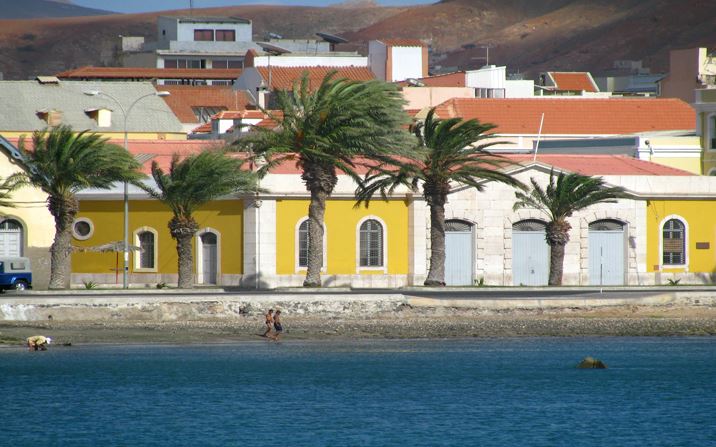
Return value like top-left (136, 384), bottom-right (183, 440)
top-left (0, 1), bottom-right (715, 80)
top-left (0, 0), bottom-right (112, 19)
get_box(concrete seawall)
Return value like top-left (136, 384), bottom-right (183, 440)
top-left (1, 289), bottom-right (715, 322)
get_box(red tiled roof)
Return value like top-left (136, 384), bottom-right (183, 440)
top-left (112, 139), bottom-right (227, 174)
top-left (397, 71), bottom-right (466, 88)
top-left (547, 72), bottom-right (598, 92)
top-left (56, 66), bottom-right (242, 80)
top-left (506, 154), bottom-right (694, 176)
top-left (256, 66), bottom-right (375, 91)
top-left (379, 39), bottom-right (427, 47)
top-left (191, 122), bottom-right (212, 134)
top-left (433, 98), bottom-right (695, 135)
top-left (160, 85), bottom-right (253, 123)
top-left (213, 110), bottom-right (266, 120)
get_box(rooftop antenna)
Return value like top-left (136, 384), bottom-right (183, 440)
top-left (189, 0), bottom-right (194, 16)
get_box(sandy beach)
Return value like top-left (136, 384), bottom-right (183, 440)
top-left (2, 304), bottom-right (715, 346)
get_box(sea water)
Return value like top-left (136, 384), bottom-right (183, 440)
top-left (1, 337), bottom-right (715, 447)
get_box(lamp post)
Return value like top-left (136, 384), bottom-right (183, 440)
top-left (84, 89), bottom-right (171, 289)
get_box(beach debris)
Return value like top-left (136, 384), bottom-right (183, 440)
top-left (577, 356), bottom-right (607, 369)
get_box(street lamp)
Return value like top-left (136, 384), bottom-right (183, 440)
top-left (84, 89), bottom-right (171, 289)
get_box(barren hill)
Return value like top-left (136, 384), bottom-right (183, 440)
top-left (0, 0), bottom-right (715, 80)
top-left (0, 0), bottom-right (112, 19)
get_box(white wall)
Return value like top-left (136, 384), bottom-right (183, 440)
top-left (252, 55), bottom-right (368, 68)
top-left (505, 80), bottom-right (535, 98)
top-left (390, 46), bottom-right (423, 82)
top-left (466, 66), bottom-right (506, 89)
top-left (176, 21), bottom-right (252, 42)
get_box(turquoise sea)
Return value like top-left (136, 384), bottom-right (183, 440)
top-left (1, 337), bottom-right (715, 446)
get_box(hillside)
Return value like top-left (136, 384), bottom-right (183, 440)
top-left (0, 0), bottom-right (112, 19)
top-left (0, 0), bottom-right (715, 80)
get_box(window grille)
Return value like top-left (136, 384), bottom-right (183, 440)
top-left (359, 219), bottom-right (383, 267)
top-left (589, 220), bottom-right (624, 231)
top-left (445, 220), bottom-right (472, 232)
top-left (662, 219), bottom-right (685, 265)
top-left (138, 231), bottom-right (155, 269)
top-left (512, 219), bottom-right (546, 232)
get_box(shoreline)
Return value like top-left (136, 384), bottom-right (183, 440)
top-left (2, 305), bottom-right (715, 346)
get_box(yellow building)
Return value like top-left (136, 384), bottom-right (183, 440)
top-left (72, 199), bottom-right (244, 286)
top-left (0, 138), bottom-right (54, 289)
top-left (646, 199), bottom-right (716, 282)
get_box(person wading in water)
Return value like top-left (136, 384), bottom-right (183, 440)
top-left (263, 309), bottom-right (274, 338)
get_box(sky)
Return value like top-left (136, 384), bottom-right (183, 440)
top-left (71, 0), bottom-right (436, 14)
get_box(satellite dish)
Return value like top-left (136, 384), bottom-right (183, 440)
top-left (256, 42), bottom-right (292, 55)
top-left (316, 32), bottom-right (348, 44)
top-left (268, 32), bottom-right (283, 40)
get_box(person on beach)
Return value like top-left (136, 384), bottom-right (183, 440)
top-left (27, 335), bottom-right (52, 351)
top-left (263, 309), bottom-right (274, 337)
top-left (272, 310), bottom-right (283, 341)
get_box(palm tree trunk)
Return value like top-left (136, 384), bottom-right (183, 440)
top-left (48, 195), bottom-right (78, 290)
top-left (170, 216), bottom-right (198, 289)
top-left (425, 197), bottom-right (447, 286)
top-left (546, 220), bottom-right (571, 286)
top-left (304, 188), bottom-right (327, 287)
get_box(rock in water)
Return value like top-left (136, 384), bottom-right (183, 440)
top-left (577, 356), bottom-right (607, 369)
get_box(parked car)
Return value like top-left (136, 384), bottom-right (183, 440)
top-left (0, 257), bottom-right (32, 291)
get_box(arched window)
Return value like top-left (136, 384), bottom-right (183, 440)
top-left (512, 219), bottom-right (547, 232)
top-left (588, 219), bottom-right (624, 231)
top-left (0, 219), bottom-right (23, 257)
top-left (296, 218), bottom-right (326, 270)
top-left (662, 218), bottom-right (685, 265)
top-left (133, 227), bottom-right (158, 272)
top-left (138, 231), bottom-right (155, 269)
top-left (359, 219), bottom-right (384, 267)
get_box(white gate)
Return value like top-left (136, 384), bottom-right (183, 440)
top-left (589, 220), bottom-right (625, 285)
top-left (512, 220), bottom-right (549, 286)
top-left (445, 220), bottom-right (473, 286)
top-left (0, 219), bottom-right (23, 257)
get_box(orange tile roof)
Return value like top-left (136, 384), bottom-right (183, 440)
top-left (191, 122), bottom-right (212, 134)
top-left (397, 71), bottom-right (466, 88)
top-left (160, 85), bottom-right (253, 123)
top-left (56, 66), bottom-right (242, 80)
top-left (113, 139), bottom-right (227, 174)
top-left (213, 110), bottom-right (266, 120)
top-left (547, 72), bottom-right (598, 92)
top-left (433, 98), bottom-right (695, 135)
top-left (256, 66), bottom-right (375, 91)
top-left (506, 154), bottom-right (694, 176)
top-left (380, 39), bottom-right (427, 47)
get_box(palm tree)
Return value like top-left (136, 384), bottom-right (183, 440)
top-left (140, 150), bottom-right (256, 288)
top-left (17, 125), bottom-right (143, 289)
top-left (358, 108), bottom-right (523, 286)
top-left (513, 170), bottom-right (628, 286)
top-left (239, 72), bottom-right (413, 287)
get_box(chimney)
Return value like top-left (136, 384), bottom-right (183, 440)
top-left (256, 80), bottom-right (269, 109)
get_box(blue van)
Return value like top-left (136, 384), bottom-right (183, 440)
top-left (0, 257), bottom-right (32, 291)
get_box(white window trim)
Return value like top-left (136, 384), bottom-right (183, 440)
top-left (659, 215), bottom-right (688, 270)
top-left (294, 218), bottom-right (327, 273)
top-left (196, 228), bottom-right (222, 285)
top-left (71, 217), bottom-right (94, 241)
top-left (355, 215), bottom-right (388, 274)
top-left (133, 226), bottom-right (158, 273)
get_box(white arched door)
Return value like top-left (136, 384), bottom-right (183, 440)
top-left (512, 220), bottom-right (549, 286)
top-left (589, 220), bottom-right (625, 285)
top-left (444, 220), bottom-right (473, 286)
top-left (199, 232), bottom-right (218, 284)
top-left (0, 219), bottom-right (23, 257)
